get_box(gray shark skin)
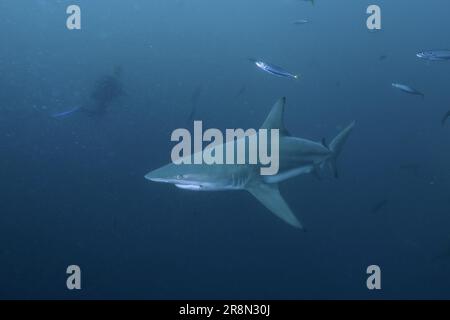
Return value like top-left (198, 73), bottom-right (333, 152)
top-left (145, 97), bottom-right (355, 229)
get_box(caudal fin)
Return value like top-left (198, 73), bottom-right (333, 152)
top-left (326, 122), bottom-right (355, 178)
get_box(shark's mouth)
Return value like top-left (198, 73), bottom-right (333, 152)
top-left (146, 177), bottom-right (168, 183)
top-left (175, 184), bottom-right (203, 191)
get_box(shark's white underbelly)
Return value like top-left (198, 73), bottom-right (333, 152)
top-left (263, 165), bottom-right (314, 184)
top-left (175, 183), bottom-right (242, 191)
top-left (174, 167), bottom-right (252, 191)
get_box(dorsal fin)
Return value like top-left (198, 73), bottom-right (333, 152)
top-left (260, 97), bottom-right (291, 136)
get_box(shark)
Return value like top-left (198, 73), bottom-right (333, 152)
top-left (145, 97), bottom-right (355, 230)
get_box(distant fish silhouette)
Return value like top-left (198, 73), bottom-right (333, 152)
top-left (234, 85), bottom-right (246, 100)
top-left (379, 55), bottom-right (387, 61)
top-left (53, 67), bottom-right (125, 119)
top-left (442, 110), bottom-right (450, 126)
top-left (371, 199), bottom-right (388, 214)
top-left (88, 69), bottom-right (124, 115)
top-left (432, 245), bottom-right (450, 262)
top-left (187, 85), bottom-right (203, 123)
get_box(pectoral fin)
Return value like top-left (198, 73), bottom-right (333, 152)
top-left (247, 183), bottom-right (304, 230)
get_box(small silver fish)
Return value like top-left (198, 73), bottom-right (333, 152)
top-left (301, 0), bottom-right (315, 5)
top-left (293, 19), bottom-right (309, 25)
top-left (416, 50), bottom-right (450, 61)
top-left (253, 60), bottom-right (299, 80)
top-left (392, 83), bottom-right (424, 97)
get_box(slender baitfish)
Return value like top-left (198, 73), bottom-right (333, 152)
top-left (392, 83), bottom-right (424, 97)
top-left (251, 59), bottom-right (299, 80)
top-left (293, 19), bottom-right (309, 25)
top-left (416, 50), bottom-right (450, 61)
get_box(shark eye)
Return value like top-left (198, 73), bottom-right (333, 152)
top-left (176, 174), bottom-right (184, 180)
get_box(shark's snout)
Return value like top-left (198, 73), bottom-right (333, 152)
top-left (144, 171), bottom-right (153, 180)
top-left (145, 176), bottom-right (166, 182)
top-left (144, 164), bottom-right (184, 183)
top-left (144, 170), bottom-right (163, 182)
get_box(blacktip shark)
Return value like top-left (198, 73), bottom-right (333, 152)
top-left (145, 98), bottom-right (355, 230)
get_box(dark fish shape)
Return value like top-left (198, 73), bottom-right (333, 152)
top-left (371, 199), bottom-right (388, 214)
top-left (379, 55), bottom-right (387, 61)
top-left (187, 107), bottom-right (197, 123)
top-left (251, 59), bottom-right (299, 80)
top-left (90, 75), bottom-right (124, 112)
top-left (190, 85), bottom-right (203, 106)
top-left (432, 246), bottom-right (450, 262)
top-left (442, 110), bottom-right (450, 126)
top-left (51, 69), bottom-right (124, 119)
top-left (417, 50), bottom-right (450, 61)
top-left (187, 85), bottom-right (203, 123)
top-left (234, 85), bottom-right (246, 99)
top-left (392, 83), bottom-right (424, 97)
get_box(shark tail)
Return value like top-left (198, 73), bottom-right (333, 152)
top-left (325, 122), bottom-right (355, 178)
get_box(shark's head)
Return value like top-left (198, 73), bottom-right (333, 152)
top-left (145, 163), bottom-right (224, 191)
